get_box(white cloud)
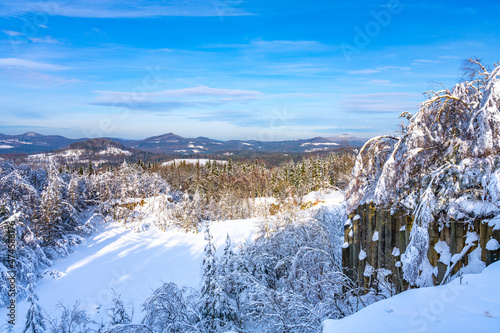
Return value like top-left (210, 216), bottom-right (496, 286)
top-left (340, 93), bottom-right (420, 114)
top-left (2, 30), bottom-right (23, 36)
top-left (0, 58), bottom-right (72, 71)
top-left (369, 79), bottom-right (393, 85)
top-left (27, 36), bottom-right (61, 44)
top-left (347, 66), bottom-right (411, 75)
top-left (439, 55), bottom-right (460, 60)
top-left (204, 39), bottom-right (332, 53)
top-left (0, 0), bottom-right (253, 18)
top-left (96, 86), bottom-right (261, 100)
top-left (348, 68), bottom-right (382, 75)
top-left (411, 59), bottom-right (436, 65)
top-left (251, 40), bottom-right (326, 49)
top-left (92, 86), bottom-right (262, 111)
top-left (20, 72), bottom-right (82, 85)
top-left (1, 29), bottom-right (61, 44)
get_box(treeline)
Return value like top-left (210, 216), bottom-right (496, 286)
top-left (157, 153), bottom-right (354, 198)
top-left (153, 152), bottom-right (355, 228)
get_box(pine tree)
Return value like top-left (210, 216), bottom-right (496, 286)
top-left (23, 281), bottom-right (45, 333)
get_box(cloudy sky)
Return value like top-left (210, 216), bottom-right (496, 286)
top-left (0, 0), bottom-right (499, 140)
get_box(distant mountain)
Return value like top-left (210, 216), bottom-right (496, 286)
top-left (326, 134), bottom-right (367, 147)
top-left (125, 133), bottom-right (367, 155)
top-left (0, 132), bottom-right (84, 154)
top-left (0, 132), bottom-right (367, 158)
top-left (128, 132), bottom-right (226, 154)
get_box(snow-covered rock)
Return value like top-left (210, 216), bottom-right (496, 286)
top-left (486, 238), bottom-right (500, 251)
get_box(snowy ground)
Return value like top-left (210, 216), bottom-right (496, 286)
top-left (303, 189), bottom-right (344, 207)
top-left (12, 189), bottom-right (498, 333)
top-left (323, 261), bottom-right (500, 333)
top-left (2, 217), bottom-right (260, 329)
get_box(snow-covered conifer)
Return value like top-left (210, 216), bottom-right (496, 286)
top-left (23, 280), bottom-right (46, 333)
top-left (200, 224), bottom-right (224, 330)
top-left (38, 169), bottom-right (64, 246)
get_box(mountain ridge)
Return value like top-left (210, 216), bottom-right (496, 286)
top-left (0, 132), bottom-right (367, 156)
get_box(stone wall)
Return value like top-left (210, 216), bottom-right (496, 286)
top-left (342, 203), bottom-right (500, 291)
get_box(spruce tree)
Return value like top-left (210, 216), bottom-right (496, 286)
top-left (87, 162), bottom-right (94, 176)
top-left (200, 225), bottom-right (219, 330)
top-left (38, 169), bottom-right (63, 246)
top-left (23, 281), bottom-right (45, 333)
top-left (219, 234), bottom-right (240, 328)
top-left (67, 176), bottom-right (80, 210)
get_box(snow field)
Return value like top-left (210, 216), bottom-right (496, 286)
top-left (323, 260), bottom-right (500, 333)
top-left (1, 217), bottom-right (260, 329)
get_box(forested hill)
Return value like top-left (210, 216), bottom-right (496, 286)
top-left (23, 138), bottom-right (165, 169)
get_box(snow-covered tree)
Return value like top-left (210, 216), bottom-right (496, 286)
top-left (200, 225), bottom-right (220, 329)
top-left (142, 282), bottom-right (198, 333)
top-left (217, 234), bottom-right (240, 329)
top-left (47, 302), bottom-right (95, 333)
top-left (345, 60), bottom-right (500, 286)
top-left (199, 225), bottom-right (239, 331)
top-left (23, 280), bottom-right (46, 333)
top-left (38, 169), bottom-right (64, 246)
top-left (67, 176), bottom-right (85, 211)
top-left (108, 291), bottom-right (132, 327)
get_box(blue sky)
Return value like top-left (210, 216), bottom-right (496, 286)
top-left (0, 0), bottom-right (499, 140)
